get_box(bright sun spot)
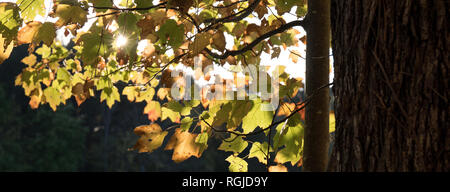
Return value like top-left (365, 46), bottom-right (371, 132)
top-left (115, 35), bottom-right (127, 48)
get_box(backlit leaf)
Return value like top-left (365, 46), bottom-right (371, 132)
top-left (268, 164), bottom-right (288, 172)
top-left (132, 124), bottom-right (168, 153)
top-left (43, 86), bottom-right (61, 111)
top-left (0, 3), bottom-right (22, 45)
top-left (54, 4), bottom-right (87, 27)
top-left (156, 19), bottom-right (184, 49)
top-left (218, 135), bottom-right (248, 154)
top-left (144, 101), bottom-right (161, 122)
top-left (225, 155), bottom-right (248, 172)
top-left (248, 142), bottom-right (271, 164)
top-left (164, 128), bottom-right (206, 163)
top-left (17, 0), bottom-right (45, 22)
top-left (100, 86), bottom-right (120, 108)
top-left (242, 99), bottom-right (273, 134)
top-left (189, 32), bottom-right (213, 55)
top-left (0, 34), bottom-right (13, 64)
top-left (34, 22), bottom-right (56, 46)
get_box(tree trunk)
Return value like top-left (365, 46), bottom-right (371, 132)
top-left (303, 0), bottom-right (331, 171)
top-left (329, 0), bottom-right (449, 171)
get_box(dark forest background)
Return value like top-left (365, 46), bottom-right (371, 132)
top-left (0, 45), bottom-right (303, 172)
top-left (0, 45), bottom-right (230, 171)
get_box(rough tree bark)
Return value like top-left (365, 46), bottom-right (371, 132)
top-left (329, 0), bottom-right (449, 171)
top-left (303, 0), bottom-right (331, 171)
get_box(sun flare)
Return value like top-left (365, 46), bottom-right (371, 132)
top-left (115, 35), bottom-right (127, 48)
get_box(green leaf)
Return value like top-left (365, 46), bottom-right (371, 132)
top-left (156, 19), bottom-right (184, 49)
top-left (100, 86), bottom-right (120, 108)
top-left (0, 3), bottom-right (22, 45)
top-left (43, 86), bottom-right (61, 111)
top-left (135, 0), bottom-right (153, 8)
top-left (79, 26), bottom-right (113, 65)
top-left (162, 101), bottom-right (182, 123)
top-left (212, 102), bottom-right (232, 127)
top-left (248, 142), bottom-right (271, 164)
top-left (17, 0), bottom-right (45, 22)
top-left (56, 67), bottom-right (71, 85)
top-left (274, 0), bottom-right (305, 16)
top-left (89, 0), bottom-right (113, 12)
top-left (180, 117), bottom-right (193, 132)
top-left (226, 100), bottom-right (253, 130)
top-left (225, 155), bottom-right (248, 172)
top-left (35, 44), bottom-right (51, 58)
top-left (272, 115), bottom-right (304, 166)
top-left (122, 86), bottom-right (138, 102)
top-left (54, 4), bottom-right (87, 27)
top-left (135, 0), bottom-right (153, 14)
top-left (242, 99), bottom-right (273, 134)
top-left (195, 132), bottom-right (208, 145)
top-left (34, 22), bottom-right (56, 46)
top-left (218, 135), bottom-right (248, 153)
top-left (117, 12), bottom-right (140, 35)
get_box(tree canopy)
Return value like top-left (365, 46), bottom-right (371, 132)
top-left (0, 0), bottom-right (335, 172)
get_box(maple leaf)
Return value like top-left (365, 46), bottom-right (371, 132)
top-left (17, 21), bottom-right (41, 45)
top-left (212, 31), bottom-right (226, 52)
top-left (20, 54), bottom-right (37, 66)
top-left (218, 135), bottom-right (248, 154)
top-left (156, 19), bottom-right (184, 49)
top-left (268, 164), bottom-right (288, 172)
top-left (248, 142), bottom-right (272, 164)
top-left (189, 32), bottom-right (213, 55)
top-left (144, 101), bottom-right (161, 122)
top-left (54, 4), bottom-right (87, 27)
top-left (17, 0), bottom-right (45, 22)
top-left (132, 124), bottom-right (168, 153)
top-left (34, 22), bottom-right (56, 46)
top-left (241, 99), bottom-right (273, 134)
top-left (164, 128), bottom-right (206, 163)
top-left (0, 3), bottom-right (22, 46)
top-left (226, 155), bottom-right (248, 172)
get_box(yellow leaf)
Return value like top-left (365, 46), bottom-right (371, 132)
top-left (122, 86), bottom-right (137, 102)
top-left (21, 54), bottom-right (37, 66)
top-left (157, 87), bottom-right (170, 100)
top-left (289, 50), bottom-right (302, 63)
top-left (164, 128), bottom-right (206, 163)
top-left (132, 124), bottom-right (168, 153)
top-left (144, 101), bottom-right (161, 122)
top-left (0, 34), bottom-right (13, 64)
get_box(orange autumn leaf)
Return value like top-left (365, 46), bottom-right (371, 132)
top-left (164, 128), bottom-right (206, 163)
top-left (268, 164), bottom-right (288, 172)
top-left (132, 124), bottom-right (168, 153)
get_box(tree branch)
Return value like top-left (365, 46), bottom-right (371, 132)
top-left (204, 19), bottom-right (306, 60)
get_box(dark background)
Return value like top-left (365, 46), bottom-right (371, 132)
top-left (0, 44), bottom-right (290, 172)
